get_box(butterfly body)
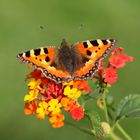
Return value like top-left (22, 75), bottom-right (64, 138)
top-left (57, 40), bottom-right (86, 75)
top-left (17, 39), bottom-right (116, 83)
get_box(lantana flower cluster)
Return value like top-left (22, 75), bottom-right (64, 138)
top-left (24, 69), bottom-right (91, 128)
top-left (97, 47), bottom-right (133, 84)
top-left (23, 47), bottom-right (133, 128)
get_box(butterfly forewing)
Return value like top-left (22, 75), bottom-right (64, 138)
top-left (73, 39), bottom-right (116, 80)
top-left (17, 47), bottom-right (71, 83)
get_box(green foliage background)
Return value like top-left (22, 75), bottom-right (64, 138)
top-left (0, 0), bottom-right (140, 139)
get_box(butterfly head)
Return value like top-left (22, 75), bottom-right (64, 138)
top-left (59, 39), bottom-right (71, 52)
top-left (61, 39), bottom-right (68, 46)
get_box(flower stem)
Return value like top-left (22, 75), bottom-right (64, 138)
top-left (109, 131), bottom-right (121, 140)
top-left (103, 93), bottom-right (109, 122)
top-left (115, 123), bottom-right (132, 140)
top-left (65, 120), bottom-right (95, 136)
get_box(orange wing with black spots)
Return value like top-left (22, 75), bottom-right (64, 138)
top-left (73, 39), bottom-right (116, 80)
top-left (17, 47), bottom-right (71, 83)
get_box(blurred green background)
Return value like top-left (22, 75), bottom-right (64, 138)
top-left (0, 0), bottom-right (140, 139)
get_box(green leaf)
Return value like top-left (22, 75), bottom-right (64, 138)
top-left (115, 94), bottom-right (140, 121)
top-left (86, 111), bottom-right (104, 139)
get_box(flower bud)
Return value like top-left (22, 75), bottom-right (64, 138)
top-left (101, 122), bottom-right (111, 135)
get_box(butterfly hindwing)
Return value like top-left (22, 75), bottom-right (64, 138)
top-left (17, 47), bottom-right (71, 83)
top-left (73, 39), bottom-right (116, 80)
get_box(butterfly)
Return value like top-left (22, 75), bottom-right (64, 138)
top-left (17, 39), bottom-right (116, 83)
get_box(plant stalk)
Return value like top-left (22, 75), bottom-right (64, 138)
top-left (116, 123), bottom-right (132, 140)
top-left (103, 92), bottom-right (109, 122)
top-left (109, 131), bottom-right (122, 140)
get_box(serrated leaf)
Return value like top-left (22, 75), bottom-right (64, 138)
top-left (86, 111), bottom-right (104, 139)
top-left (115, 94), bottom-right (140, 121)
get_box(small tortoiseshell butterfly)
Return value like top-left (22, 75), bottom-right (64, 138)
top-left (17, 39), bottom-right (116, 83)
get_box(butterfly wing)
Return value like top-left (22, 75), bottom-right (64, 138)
top-left (73, 39), bottom-right (116, 80)
top-left (17, 47), bottom-right (71, 83)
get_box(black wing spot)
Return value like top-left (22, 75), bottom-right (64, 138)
top-left (86, 50), bottom-right (92, 56)
top-left (82, 57), bottom-right (89, 63)
top-left (83, 42), bottom-right (88, 48)
top-left (102, 40), bottom-right (108, 45)
top-left (25, 51), bottom-right (30, 57)
top-left (44, 48), bottom-right (48, 54)
top-left (45, 56), bottom-right (50, 62)
top-left (95, 50), bottom-right (98, 53)
top-left (34, 48), bottom-right (41, 56)
top-left (51, 61), bottom-right (57, 67)
top-left (90, 40), bottom-right (99, 46)
top-left (109, 39), bottom-right (114, 42)
top-left (18, 53), bottom-right (23, 57)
